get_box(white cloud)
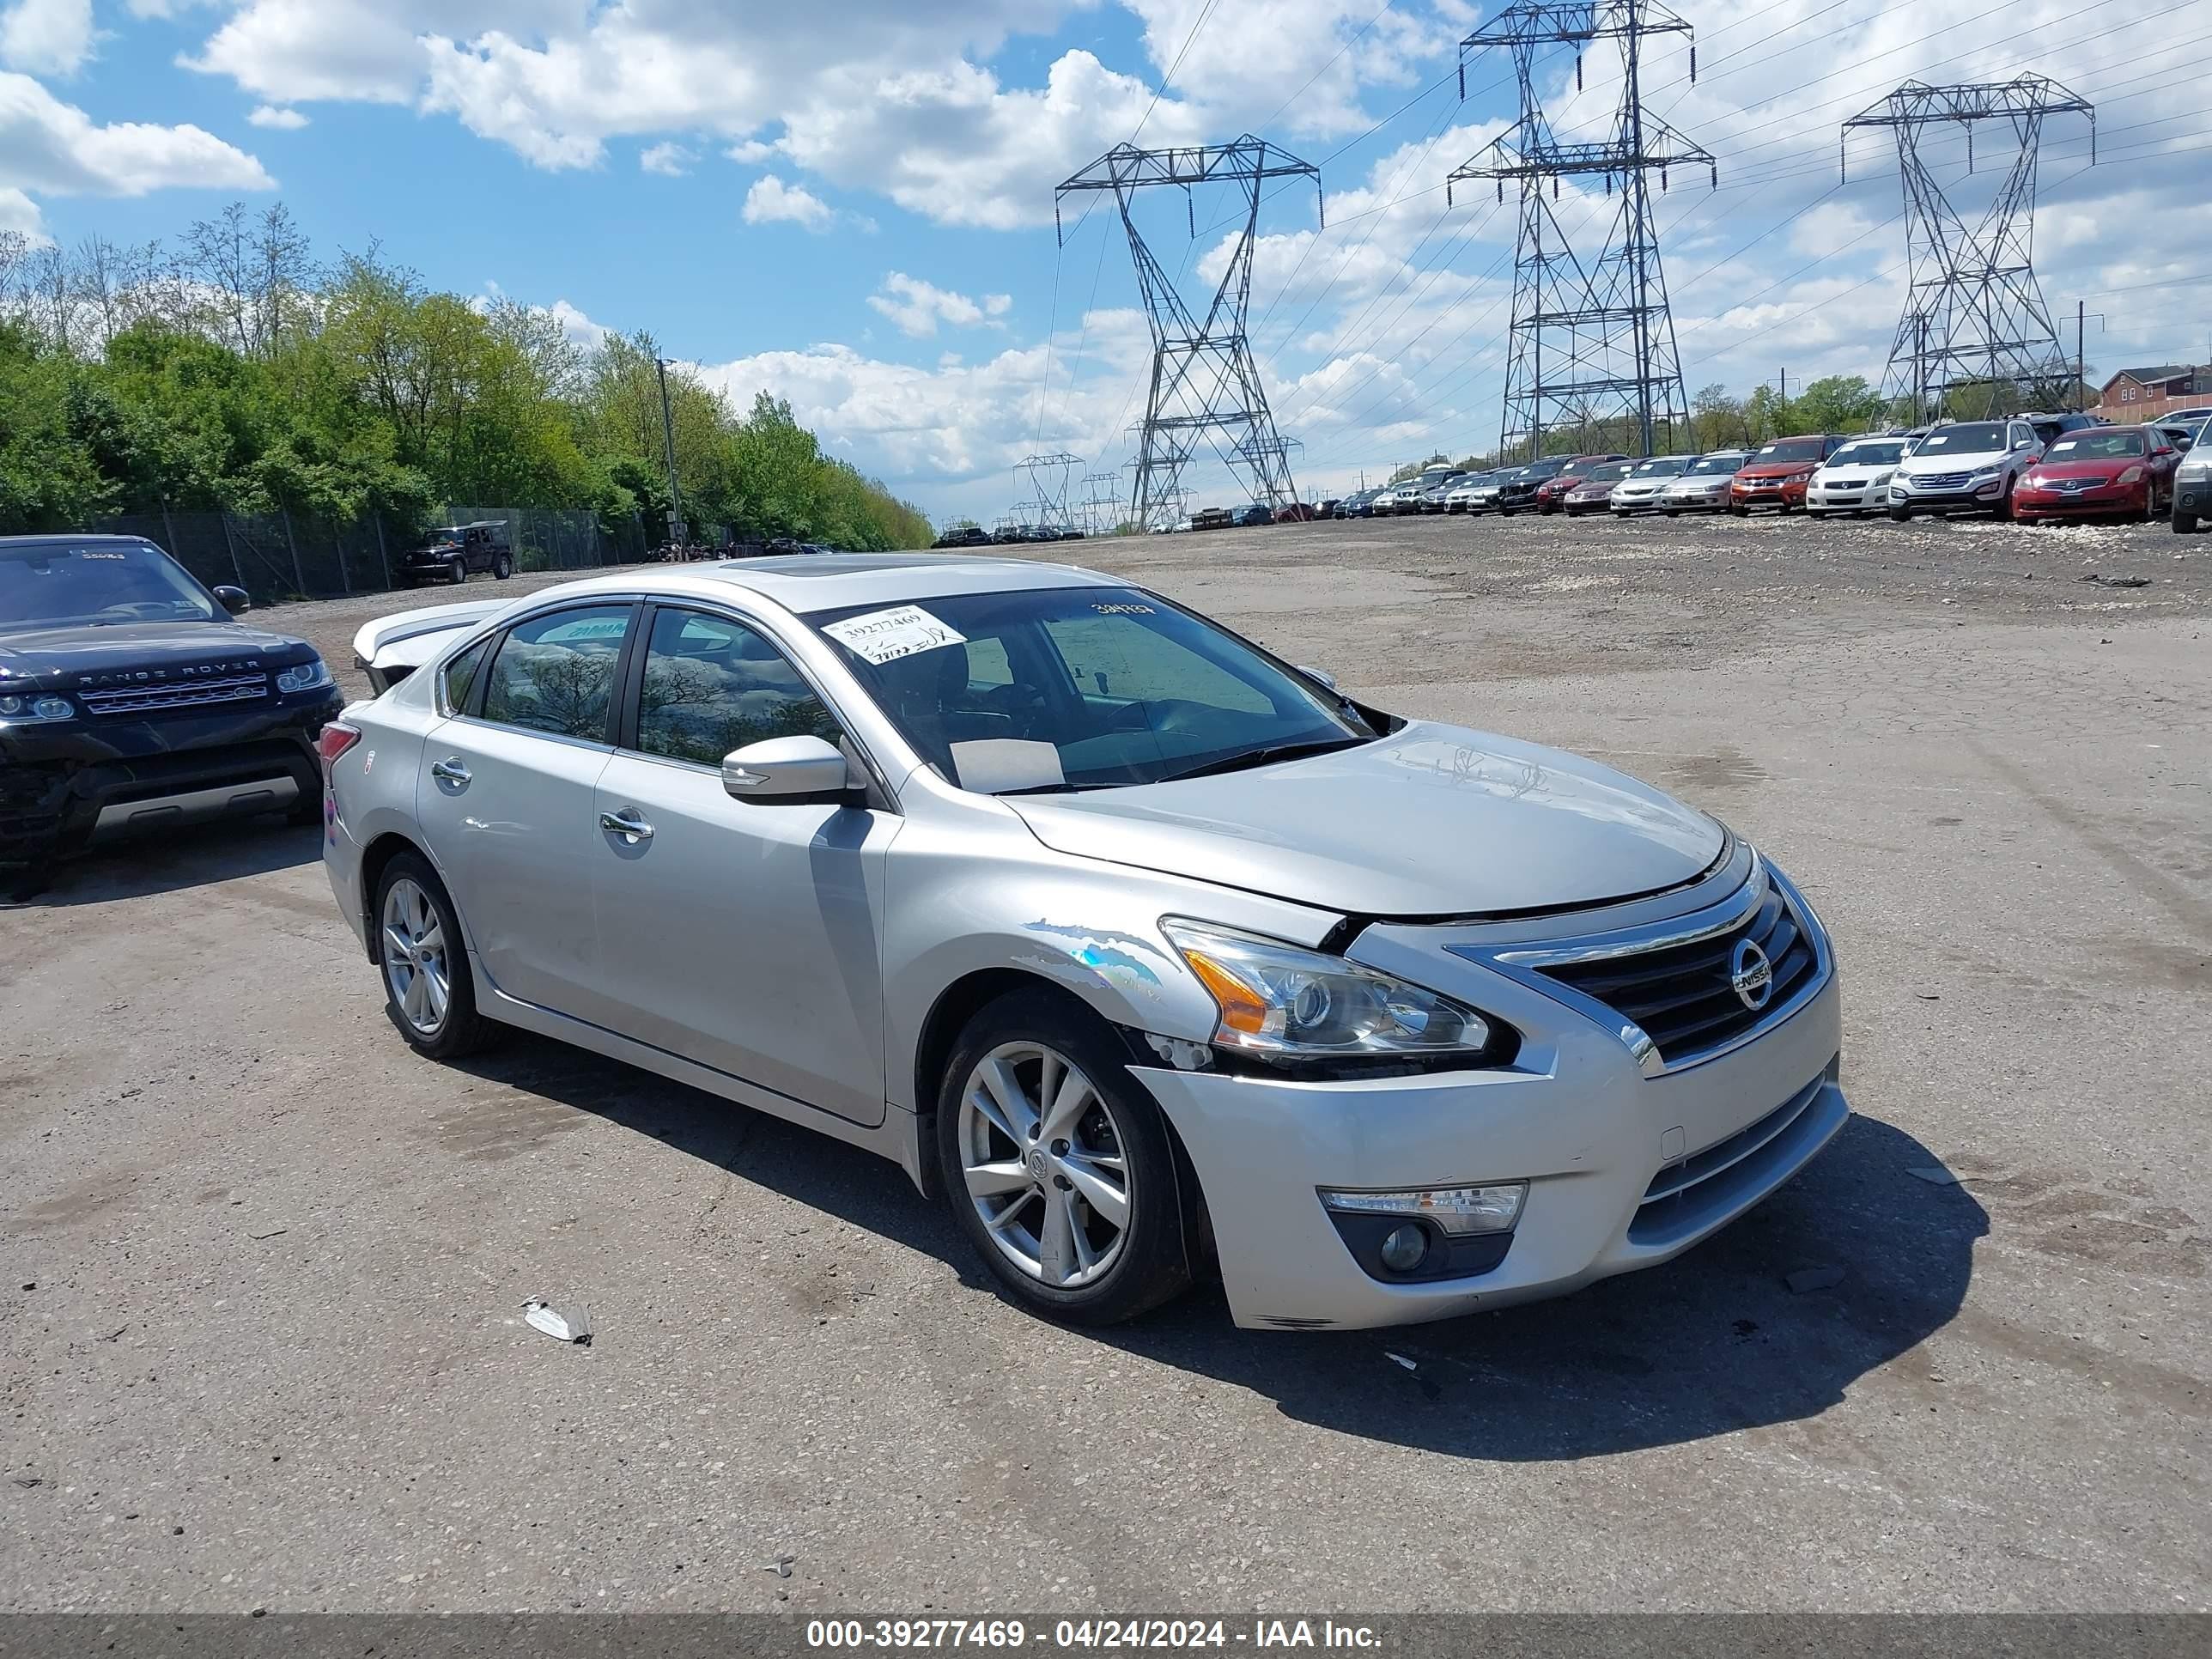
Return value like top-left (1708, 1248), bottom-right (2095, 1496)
top-left (0, 0), bottom-right (94, 76)
top-left (866, 270), bottom-right (1013, 337)
top-left (0, 71), bottom-right (275, 198)
top-left (246, 103), bottom-right (308, 128)
top-left (742, 173), bottom-right (831, 231)
top-left (544, 296), bottom-right (611, 349)
top-left (639, 139), bottom-right (693, 175)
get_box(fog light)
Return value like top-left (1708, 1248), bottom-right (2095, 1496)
top-left (1379, 1224), bottom-right (1428, 1273)
top-left (1318, 1182), bottom-right (1527, 1236)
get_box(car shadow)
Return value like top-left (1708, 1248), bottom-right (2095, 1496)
top-left (6, 817), bottom-right (322, 908)
top-left (452, 1035), bottom-right (1984, 1461)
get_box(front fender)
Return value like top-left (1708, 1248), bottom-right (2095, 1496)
top-left (879, 775), bottom-right (1343, 1113)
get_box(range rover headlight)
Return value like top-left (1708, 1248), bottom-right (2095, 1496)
top-left (0, 693), bottom-right (73, 720)
top-left (1162, 919), bottom-right (1500, 1060)
top-left (276, 656), bottom-right (333, 694)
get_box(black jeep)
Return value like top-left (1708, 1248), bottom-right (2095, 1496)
top-left (0, 535), bottom-right (344, 881)
top-left (398, 521), bottom-right (514, 585)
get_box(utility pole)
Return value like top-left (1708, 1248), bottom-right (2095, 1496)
top-left (653, 356), bottom-right (684, 550)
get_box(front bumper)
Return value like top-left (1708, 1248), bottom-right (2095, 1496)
top-left (1889, 477), bottom-right (2008, 514)
top-left (2014, 483), bottom-right (2141, 518)
top-left (0, 691), bottom-right (338, 862)
top-left (1662, 486), bottom-right (1729, 512)
top-left (1805, 482), bottom-right (1887, 512)
top-left (1140, 898), bottom-right (1848, 1330)
top-left (1609, 491), bottom-right (1668, 514)
top-left (2176, 474), bottom-right (2211, 516)
top-left (1729, 477), bottom-right (1801, 511)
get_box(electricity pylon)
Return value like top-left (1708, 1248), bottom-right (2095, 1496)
top-left (1058, 137), bottom-right (1322, 528)
top-left (1015, 451), bottom-right (1083, 532)
top-left (1079, 471), bottom-right (1123, 534)
top-left (1843, 76), bottom-right (2094, 422)
top-left (1449, 0), bottom-right (1713, 462)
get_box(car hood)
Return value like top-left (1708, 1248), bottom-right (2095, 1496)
top-left (0, 619), bottom-right (309, 684)
top-left (1738, 461), bottom-right (1817, 479)
top-left (1006, 721), bottom-right (1725, 917)
top-left (1899, 447), bottom-right (2006, 472)
top-left (2027, 457), bottom-right (2127, 477)
top-left (1613, 477), bottom-right (1676, 493)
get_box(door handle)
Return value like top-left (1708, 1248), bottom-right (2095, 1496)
top-left (430, 757), bottom-right (471, 786)
top-left (599, 808), bottom-right (654, 843)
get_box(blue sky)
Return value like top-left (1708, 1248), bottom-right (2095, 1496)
top-left (3, 0), bottom-right (2204, 526)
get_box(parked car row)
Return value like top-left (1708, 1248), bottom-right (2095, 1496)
top-left (1322, 414), bottom-right (2207, 530)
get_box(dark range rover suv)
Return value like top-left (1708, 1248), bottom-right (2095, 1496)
top-left (0, 535), bottom-right (344, 879)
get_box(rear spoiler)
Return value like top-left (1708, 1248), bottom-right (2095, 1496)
top-left (351, 599), bottom-right (507, 695)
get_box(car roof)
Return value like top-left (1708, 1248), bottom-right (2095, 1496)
top-left (0, 532), bottom-right (158, 547)
top-left (522, 553), bottom-right (1122, 617)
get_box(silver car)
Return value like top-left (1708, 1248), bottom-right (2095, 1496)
top-left (325, 556), bottom-right (1847, 1330)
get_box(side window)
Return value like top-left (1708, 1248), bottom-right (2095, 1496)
top-left (479, 605), bottom-right (633, 740)
top-left (440, 637), bottom-right (490, 714)
top-left (635, 607), bottom-right (842, 767)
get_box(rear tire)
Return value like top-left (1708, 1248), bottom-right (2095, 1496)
top-left (493, 550), bottom-right (514, 579)
top-left (374, 853), bottom-right (498, 1060)
top-left (935, 989), bottom-right (1193, 1326)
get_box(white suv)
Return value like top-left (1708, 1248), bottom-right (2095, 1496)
top-left (1887, 419), bottom-right (2042, 520)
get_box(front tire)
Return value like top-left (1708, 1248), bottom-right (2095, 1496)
top-left (449, 556), bottom-right (468, 586)
top-left (936, 990), bottom-right (1192, 1326)
top-left (374, 853), bottom-right (497, 1060)
top-left (2178, 511), bottom-right (2200, 534)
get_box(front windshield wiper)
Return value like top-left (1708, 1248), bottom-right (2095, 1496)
top-left (1152, 736), bottom-right (1368, 785)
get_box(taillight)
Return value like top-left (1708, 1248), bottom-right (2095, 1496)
top-left (318, 722), bottom-right (362, 775)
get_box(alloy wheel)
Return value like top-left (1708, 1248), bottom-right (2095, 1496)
top-left (381, 876), bottom-right (451, 1036)
top-left (957, 1041), bottom-right (1130, 1288)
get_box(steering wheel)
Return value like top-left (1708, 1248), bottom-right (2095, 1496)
top-left (979, 682), bottom-right (1053, 739)
top-left (1151, 699), bottom-right (1213, 735)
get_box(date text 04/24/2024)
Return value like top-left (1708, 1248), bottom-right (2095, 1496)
top-left (804, 1621), bottom-right (1381, 1650)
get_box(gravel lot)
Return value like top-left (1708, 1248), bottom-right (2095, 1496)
top-left (3, 509), bottom-right (2207, 1613)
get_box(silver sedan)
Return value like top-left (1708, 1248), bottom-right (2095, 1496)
top-left (325, 556), bottom-right (1847, 1329)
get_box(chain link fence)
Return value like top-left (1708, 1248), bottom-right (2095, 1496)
top-left (86, 505), bottom-right (659, 606)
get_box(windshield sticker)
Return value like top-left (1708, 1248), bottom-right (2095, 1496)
top-left (1091, 601), bottom-right (1155, 616)
top-left (951, 738), bottom-right (1065, 795)
top-left (823, 605), bottom-right (967, 665)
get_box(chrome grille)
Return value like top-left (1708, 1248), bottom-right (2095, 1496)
top-left (1911, 470), bottom-right (1972, 490)
top-left (1533, 875), bottom-right (1819, 1066)
top-left (79, 673), bottom-right (270, 716)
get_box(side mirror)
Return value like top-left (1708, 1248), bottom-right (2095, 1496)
top-left (722, 735), bottom-right (861, 806)
top-left (212, 584), bottom-right (250, 614)
top-left (1297, 665), bottom-right (1338, 693)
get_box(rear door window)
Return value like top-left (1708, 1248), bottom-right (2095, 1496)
top-left (478, 605), bottom-right (635, 741)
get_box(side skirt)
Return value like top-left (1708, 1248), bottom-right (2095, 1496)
top-left (479, 979), bottom-right (928, 1194)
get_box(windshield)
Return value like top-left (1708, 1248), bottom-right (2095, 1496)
top-left (1753, 439), bottom-right (1826, 464)
top-left (1518, 459), bottom-right (1569, 479)
top-left (811, 586), bottom-right (1373, 793)
top-left (1685, 454), bottom-right (1741, 476)
top-left (1826, 441), bottom-right (1905, 467)
top-left (1914, 422), bottom-right (2007, 454)
top-left (1583, 462), bottom-right (1632, 483)
top-left (2045, 431), bottom-right (2144, 459)
top-left (0, 541), bottom-right (220, 632)
top-left (1631, 458), bottom-right (1690, 477)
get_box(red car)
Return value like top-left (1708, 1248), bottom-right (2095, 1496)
top-left (2013, 424), bottom-right (2186, 523)
top-left (1527, 453), bottom-right (1628, 514)
top-left (1273, 501), bottom-right (1320, 523)
top-left (1559, 459), bottom-right (1635, 515)
top-left (1728, 434), bottom-right (1847, 515)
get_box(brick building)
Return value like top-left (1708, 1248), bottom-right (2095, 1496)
top-left (2093, 365), bottom-right (2212, 422)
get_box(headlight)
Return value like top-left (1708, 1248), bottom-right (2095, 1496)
top-left (2117, 465), bottom-right (2143, 486)
top-left (1873, 470), bottom-right (1894, 485)
top-left (276, 656), bottom-right (332, 694)
top-left (1162, 919), bottom-right (1498, 1060)
top-left (1968, 470), bottom-right (2002, 487)
top-left (0, 692), bottom-right (73, 720)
